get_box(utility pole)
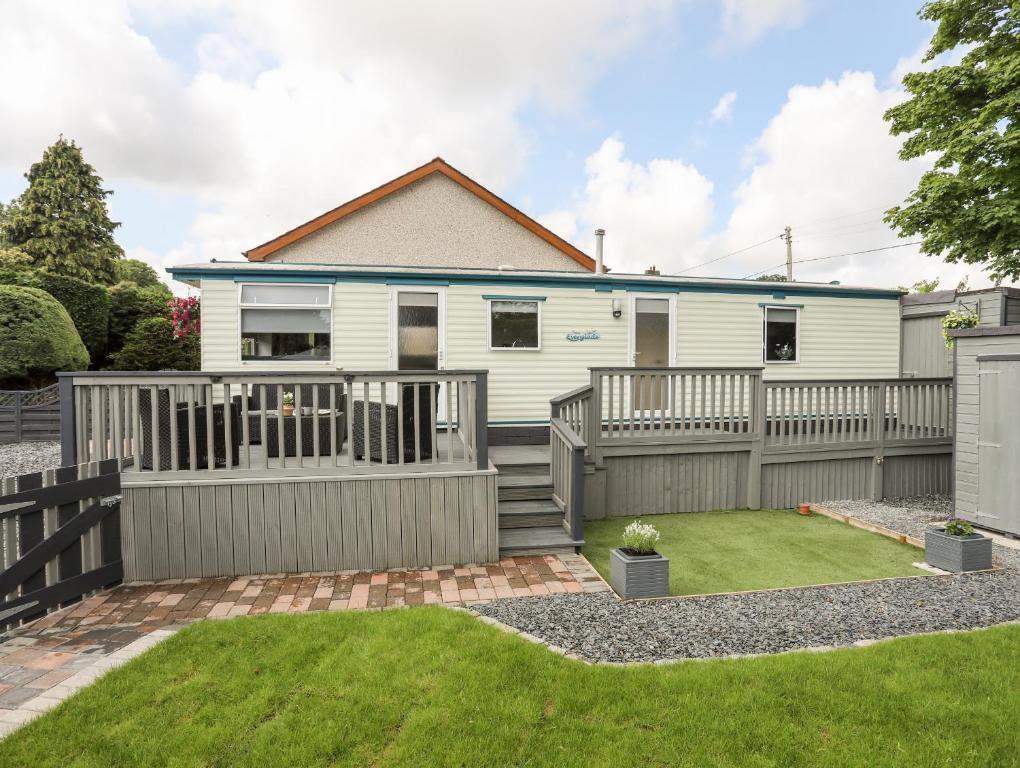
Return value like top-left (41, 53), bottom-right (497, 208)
top-left (783, 225), bottom-right (793, 281)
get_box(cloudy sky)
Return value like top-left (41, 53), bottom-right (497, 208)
top-left (0, 0), bottom-right (993, 291)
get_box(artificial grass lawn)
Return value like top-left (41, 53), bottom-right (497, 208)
top-left (1, 610), bottom-right (1017, 767)
top-left (583, 509), bottom-right (924, 595)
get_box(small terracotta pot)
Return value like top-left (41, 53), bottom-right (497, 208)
top-left (798, 503), bottom-right (811, 516)
top-left (282, 404), bottom-right (294, 417)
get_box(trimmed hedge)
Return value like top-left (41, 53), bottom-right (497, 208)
top-left (0, 267), bottom-right (109, 362)
top-left (108, 317), bottom-right (199, 371)
top-left (0, 285), bottom-right (89, 384)
top-left (107, 281), bottom-right (171, 360)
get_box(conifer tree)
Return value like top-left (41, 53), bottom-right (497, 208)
top-left (2, 137), bottom-right (123, 284)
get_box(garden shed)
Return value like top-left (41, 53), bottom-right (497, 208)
top-left (952, 325), bottom-right (1020, 537)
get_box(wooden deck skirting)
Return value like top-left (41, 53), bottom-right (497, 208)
top-left (120, 468), bottom-right (499, 582)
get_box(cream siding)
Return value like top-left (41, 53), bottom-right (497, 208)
top-left (199, 277), bottom-right (901, 423)
top-left (267, 174), bottom-right (589, 272)
top-left (445, 285), bottom-right (629, 424)
top-left (676, 293), bottom-right (900, 380)
top-left (200, 280), bottom-right (239, 371)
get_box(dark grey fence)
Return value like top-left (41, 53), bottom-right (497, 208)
top-left (0, 459), bottom-right (122, 632)
top-left (0, 384), bottom-right (61, 444)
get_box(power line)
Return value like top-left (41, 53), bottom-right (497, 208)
top-left (672, 234), bottom-right (784, 276)
top-left (743, 240), bottom-right (923, 280)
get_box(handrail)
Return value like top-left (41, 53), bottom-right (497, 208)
top-left (549, 384), bottom-right (593, 408)
top-left (550, 417), bottom-right (585, 544)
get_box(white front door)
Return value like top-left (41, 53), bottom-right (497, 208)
top-left (388, 287), bottom-right (448, 420)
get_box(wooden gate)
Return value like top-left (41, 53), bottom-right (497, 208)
top-left (0, 459), bottom-right (123, 632)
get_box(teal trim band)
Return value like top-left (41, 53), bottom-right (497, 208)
top-left (772, 292), bottom-right (787, 299)
top-left (481, 294), bottom-right (546, 301)
top-left (386, 277), bottom-right (451, 286)
top-left (231, 275), bottom-right (336, 284)
top-left (169, 266), bottom-right (901, 300)
top-left (759, 302), bottom-right (804, 308)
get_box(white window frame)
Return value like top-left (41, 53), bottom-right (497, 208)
top-left (486, 298), bottom-right (543, 352)
top-left (762, 305), bottom-right (800, 364)
top-left (237, 282), bottom-right (334, 366)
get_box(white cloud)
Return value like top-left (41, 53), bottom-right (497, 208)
top-left (552, 66), bottom-right (999, 291)
top-left (545, 136), bottom-right (715, 274)
top-left (712, 70), bottom-right (979, 289)
top-left (709, 91), bottom-right (738, 124)
top-left (0, 0), bottom-right (674, 265)
top-left (719, 0), bottom-right (809, 45)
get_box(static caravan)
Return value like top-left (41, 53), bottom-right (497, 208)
top-left (65, 157), bottom-right (951, 577)
top-left (171, 261), bottom-right (903, 441)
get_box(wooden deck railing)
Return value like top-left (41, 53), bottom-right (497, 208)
top-left (764, 378), bottom-right (953, 448)
top-left (550, 384), bottom-right (594, 455)
top-left (551, 369), bottom-right (953, 515)
top-left (590, 367), bottom-right (764, 443)
top-left (59, 370), bottom-right (489, 479)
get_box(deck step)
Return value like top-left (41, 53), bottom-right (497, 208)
top-left (497, 473), bottom-right (553, 501)
top-left (498, 499), bottom-right (564, 529)
top-left (493, 462), bottom-right (551, 476)
top-left (498, 525), bottom-right (582, 556)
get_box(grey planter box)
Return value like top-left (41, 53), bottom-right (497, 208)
top-left (609, 548), bottom-right (669, 599)
top-left (924, 529), bottom-right (993, 572)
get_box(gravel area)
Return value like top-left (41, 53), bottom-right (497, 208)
top-left (816, 495), bottom-right (1020, 571)
top-left (0, 441), bottom-right (61, 480)
top-left (473, 571), bottom-right (1020, 663)
top-left (816, 496), bottom-right (952, 541)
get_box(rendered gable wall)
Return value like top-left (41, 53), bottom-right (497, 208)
top-left (266, 173), bottom-right (589, 272)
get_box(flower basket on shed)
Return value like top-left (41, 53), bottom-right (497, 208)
top-left (609, 520), bottom-right (669, 599)
top-left (924, 519), bottom-right (993, 572)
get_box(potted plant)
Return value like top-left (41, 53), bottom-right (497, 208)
top-left (925, 518), bottom-right (993, 572)
top-left (281, 391), bottom-right (295, 417)
top-left (609, 520), bottom-right (669, 599)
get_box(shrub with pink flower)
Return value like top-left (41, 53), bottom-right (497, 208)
top-left (169, 296), bottom-right (201, 338)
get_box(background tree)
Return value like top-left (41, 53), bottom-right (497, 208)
top-left (115, 258), bottom-right (163, 288)
top-left (108, 317), bottom-right (199, 371)
top-left (0, 285), bottom-right (89, 387)
top-left (1, 137), bottom-right (123, 284)
top-left (898, 277), bottom-right (941, 293)
top-left (885, 0), bottom-right (1020, 282)
top-left (757, 274), bottom-right (788, 282)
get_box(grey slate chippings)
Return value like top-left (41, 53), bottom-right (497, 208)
top-left (472, 571), bottom-right (1020, 663)
top-left (0, 440), bottom-right (60, 480)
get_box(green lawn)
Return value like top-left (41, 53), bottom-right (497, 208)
top-left (0, 609), bottom-right (1016, 767)
top-left (583, 509), bottom-right (924, 595)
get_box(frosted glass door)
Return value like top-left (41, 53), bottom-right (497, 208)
top-left (397, 292), bottom-right (439, 370)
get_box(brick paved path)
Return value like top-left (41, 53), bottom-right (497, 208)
top-left (0, 554), bottom-right (608, 737)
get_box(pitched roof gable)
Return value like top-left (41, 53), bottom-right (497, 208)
top-left (244, 157), bottom-right (596, 270)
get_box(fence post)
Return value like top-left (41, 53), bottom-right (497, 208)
top-left (870, 381), bottom-right (888, 501)
top-left (474, 372), bottom-right (488, 470)
top-left (59, 375), bottom-right (76, 467)
top-left (12, 392), bottom-right (22, 443)
top-left (569, 443), bottom-right (585, 543)
top-left (746, 372), bottom-right (765, 510)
